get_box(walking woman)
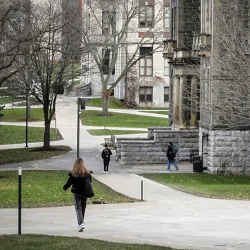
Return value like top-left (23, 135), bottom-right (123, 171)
top-left (63, 158), bottom-right (92, 232)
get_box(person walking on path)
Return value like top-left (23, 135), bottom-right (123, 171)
top-left (63, 158), bottom-right (92, 232)
top-left (166, 142), bottom-right (179, 171)
top-left (101, 144), bottom-right (112, 173)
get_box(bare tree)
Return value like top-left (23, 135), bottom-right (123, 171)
top-left (83, 0), bottom-right (164, 115)
top-left (0, 0), bottom-right (31, 86)
top-left (12, 0), bottom-right (83, 149)
top-left (199, 5), bottom-right (250, 130)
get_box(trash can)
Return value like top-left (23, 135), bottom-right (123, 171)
top-left (80, 100), bottom-right (85, 110)
top-left (193, 156), bottom-right (203, 173)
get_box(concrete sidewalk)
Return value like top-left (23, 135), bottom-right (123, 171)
top-left (1, 173), bottom-right (250, 250)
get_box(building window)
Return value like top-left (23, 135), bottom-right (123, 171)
top-left (102, 11), bottom-right (116, 35)
top-left (164, 58), bottom-right (169, 76)
top-left (139, 5), bottom-right (154, 28)
top-left (164, 6), bottom-right (170, 29)
top-left (102, 49), bottom-right (115, 75)
top-left (139, 87), bottom-right (153, 102)
top-left (164, 87), bottom-right (169, 102)
top-left (139, 47), bottom-right (153, 76)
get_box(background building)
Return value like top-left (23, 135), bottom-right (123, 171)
top-left (81, 0), bottom-right (171, 108)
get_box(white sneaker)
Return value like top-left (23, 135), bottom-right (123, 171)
top-left (103, 171), bottom-right (106, 173)
top-left (77, 223), bottom-right (85, 232)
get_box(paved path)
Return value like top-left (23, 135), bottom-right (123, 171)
top-left (1, 95), bottom-right (250, 250)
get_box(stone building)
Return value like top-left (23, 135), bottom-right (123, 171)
top-left (197, 0), bottom-right (250, 174)
top-left (163, 0), bottom-right (201, 130)
top-left (164, 0), bottom-right (250, 174)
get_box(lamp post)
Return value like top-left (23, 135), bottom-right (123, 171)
top-left (77, 98), bottom-right (81, 158)
top-left (25, 89), bottom-right (29, 148)
top-left (76, 97), bottom-right (91, 158)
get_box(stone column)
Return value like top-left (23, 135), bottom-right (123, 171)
top-left (190, 76), bottom-right (198, 128)
top-left (173, 76), bottom-right (180, 129)
top-left (179, 75), bottom-right (187, 129)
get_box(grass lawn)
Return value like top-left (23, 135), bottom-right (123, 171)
top-left (81, 110), bottom-right (168, 128)
top-left (0, 235), bottom-right (176, 250)
top-left (1, 108), bottom-right (45, 122)
top-left (0, 146), bottom-right (71, 164)
top-left (87, 97), bottom-right (168, 110)
top-left (87, 129), bottom-right (146, 136)
top-left (0, 96), bottom-right (25, 105)
top-left (144, 173), bottom-right (250, 200)
top-left (0, 125), bottom-right (63, 145)
top-left (0, 170), bottom-right (137, 208)
top-left (87, 97), bottom-right (125, 109)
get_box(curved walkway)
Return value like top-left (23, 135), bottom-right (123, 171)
top-left (0, 96), bottom-right (250, 250)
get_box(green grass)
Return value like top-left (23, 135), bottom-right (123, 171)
top-left (87, 129), bottom-right (146, 136)
top-left (0, 146), bottom-right (71, 164)
top-left (0, 96), bottom-right (25, 105)
top-left (87, 97), bottom-right (169, 110)
top-left (81, 110), bottom-right (168, 128)
top-left (0, 170), bottom-right (137, 208)
top-left (1, 108), bottom-right (45, 122)
top-left (0, 235), bottom-right (176, 250)
top-left (87, 97), bottom-right (125, 109)
top-left (0, 125), bottom-right (63, 145)
top-left (140, 111), bottom-right (169, 115)
top-left (144, 173), bottom-right (250, 200)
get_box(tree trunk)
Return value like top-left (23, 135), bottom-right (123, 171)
top-left (102, 92), bottom-right (109, 116)
top-left (43, 120), bottom-right (51, 150)
top-left (43, 104), bottom-right (51, 150)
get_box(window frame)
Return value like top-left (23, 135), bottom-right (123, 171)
top-left (139, 47), bottom-right (153, 76)
top-left (102, 11), bottom-right (116, 35)
top-left (164, 6), bottom-right (170, 29)
top-left (101, 49), bottom-right (115, 75)
top-left (164, 87), bottom-right (169, 102)
top-left (139, 5), bottom-right (154, 28)
top-left (139, 87), bottom-right (153, 103)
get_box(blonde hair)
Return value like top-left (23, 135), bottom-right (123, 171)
top-left (71, 158), bottom-right (90, 177)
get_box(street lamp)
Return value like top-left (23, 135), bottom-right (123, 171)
top-left (76, 97), bottom-right (92, 158)
top-left (25, 89), bottom-right (29, 148)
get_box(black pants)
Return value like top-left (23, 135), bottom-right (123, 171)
top-left (73, 193), bottom-right (87, 225)
top-left (103, 159), bottom-right (110, 172)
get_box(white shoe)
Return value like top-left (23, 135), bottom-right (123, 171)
top-left (106, 171), bottom-right (108, 174)
top-left (103, 171), bottom-right (106, 173)
top-left (77, 223), bottom-right (85, 232)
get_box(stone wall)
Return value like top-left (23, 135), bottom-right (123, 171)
top-left (117, 128), bottom-right (199, 165)
top-left (200, 128), bottom-right (250, 175)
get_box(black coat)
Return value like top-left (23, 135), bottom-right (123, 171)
top-left (167, 145), bottom-right (175, 161)
top-left (102, 148), bottom-right (112, 161)
top-left (63, 172), bottom-right (92, 194)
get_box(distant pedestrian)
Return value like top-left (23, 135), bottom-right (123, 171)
top-left (166, 142), bottom-right (179, 171)
top-left (63, 158), bottom-right (92, 232)
top-left (102, 144), bottom-right (112, 173)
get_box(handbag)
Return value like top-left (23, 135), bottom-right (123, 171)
top-left (84, 176), bottom-right (95, 198)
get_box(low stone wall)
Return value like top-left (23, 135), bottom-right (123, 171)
top-left (117, 128), bottom-right (199, 165)
top-left (200, 128), bottom-right (250, 175)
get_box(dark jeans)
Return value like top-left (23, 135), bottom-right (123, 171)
top-left (103, 159), bottom-right (110, 172)
top-left (73, 193), bottom-right (87, 225)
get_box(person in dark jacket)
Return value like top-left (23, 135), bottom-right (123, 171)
top-left (101, 144), bottom-right (112, 173)
top-left (166, 142), bottom-right (179, 171)
top-left (63, 158), bottom-right (92, 232)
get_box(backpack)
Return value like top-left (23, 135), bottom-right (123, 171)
top-left (171, 145), bottom-right (178, 155)
top-left (103, 148), bottom-right (110, 158)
